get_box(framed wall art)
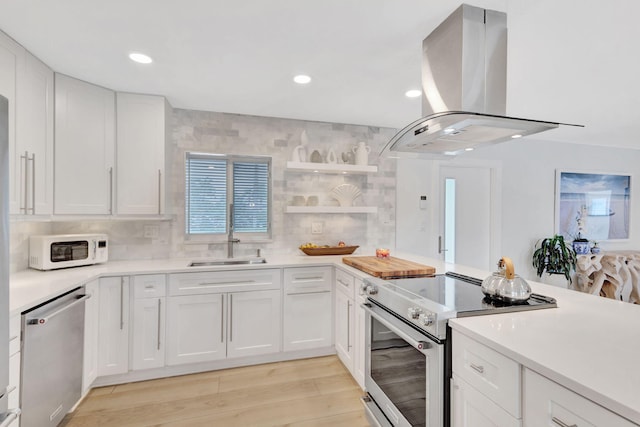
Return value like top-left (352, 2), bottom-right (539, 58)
top-left (555, 171), bottom-right (631, 241)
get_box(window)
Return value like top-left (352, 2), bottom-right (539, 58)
top-left (185, 152), bottom-right (271, 240)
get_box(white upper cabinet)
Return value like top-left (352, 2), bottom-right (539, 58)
top-left (0, 31), bottom-right (22, 215)
top-left (54, 73), bottom-right (115, 215)
top-left (116, 93), bottom-right (168, 215)
top-left (16, 51), bottom-right (54, 215)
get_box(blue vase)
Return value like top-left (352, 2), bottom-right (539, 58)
top-left (573, 240), bottom-right (590, 255)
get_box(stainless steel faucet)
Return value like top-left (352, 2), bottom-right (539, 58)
top-left (228, 203), bottom-right (240, 258)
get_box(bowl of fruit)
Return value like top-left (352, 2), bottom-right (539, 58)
top-left (299, 241), bottom-right (359, 256)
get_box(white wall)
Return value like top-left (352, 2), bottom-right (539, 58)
top-left (396, 138), bottom-right (640, 281)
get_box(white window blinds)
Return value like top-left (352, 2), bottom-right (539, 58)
top-left (185, 153), bottom-right (271, 237)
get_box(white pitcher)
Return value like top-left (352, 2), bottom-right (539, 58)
top-left (291, 145), bottom-right (307, 162)
top-left (352, 142), bottom-right (371, 166)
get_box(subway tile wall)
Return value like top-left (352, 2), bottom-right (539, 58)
top-left (9, 109), bottom-right (397, 272)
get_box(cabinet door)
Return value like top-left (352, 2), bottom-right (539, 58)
top-left (524, 369), bottom-right (635, 427)
top-left (227, 289), bottom-right (282, 358)
top-left (98, 276), bottom-right (129, 376)
top-left (131, 297), bottom-right (165, 370)
top-left (83, 279), bottom-right (99, 392)
top-left (451, 375), bottom-right (521, 427)
top-left (283, 289), bottom-right (332, 352)
top-left (166, 294), bottom-right (225, 365)
top-left (335, 288), bottom-right (355, 371)
top-left (116, 93), bottom-right (166, 215)
top-left (16, 51), bottom-right (54, 215)
top-left (54, 73), bottom-right (115, 214)
top-left (0, 31), bottom-right (23, 214)
top-left (353, 284), bottom-right (366, 389)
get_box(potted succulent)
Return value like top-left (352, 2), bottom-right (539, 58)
top-left (532, 234), bottom-right (577, 282)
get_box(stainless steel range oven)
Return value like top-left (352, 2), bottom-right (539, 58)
top-left (360, 272), bottom-right (556, 427)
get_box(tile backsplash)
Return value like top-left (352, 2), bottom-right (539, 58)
top-left (10, 109), bottom-right (397, 272)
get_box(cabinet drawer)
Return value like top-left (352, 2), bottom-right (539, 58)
top-left (524, 369), bottom-right (635, 427)
top-left (335, 268), bottom-right (355, 298)
top-left (452, 375), bottom-right (521, 427)
top-left (9, 351), bottom-right (20, 409)
top-left (284, 266), bottom-right (332, 294)
top-left (452, 331), bottom-right (521, 418)
top-left (9, 315), bottom-right (20, 356)
top-left (133, 274), bottom-right (167, 298)
top-left (169, 268), bottom-right (281, 296)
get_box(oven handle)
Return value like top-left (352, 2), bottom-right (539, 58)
top-left (362, 302), bottom-right (433, 355)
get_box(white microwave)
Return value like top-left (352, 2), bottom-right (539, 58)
top-left (29, 234), bottom-right (109, 270)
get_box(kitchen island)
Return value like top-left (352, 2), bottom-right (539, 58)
top-left (10, 252), bottom-right (640, 425)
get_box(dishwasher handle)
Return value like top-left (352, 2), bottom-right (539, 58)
top-left (27, 294), bottom-right (90, 326)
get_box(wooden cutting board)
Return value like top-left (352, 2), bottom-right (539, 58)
top-left (342, 256), bottom-right (436, 279)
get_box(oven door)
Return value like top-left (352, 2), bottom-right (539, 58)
top-left (362, 301), bottom-right (443, 427)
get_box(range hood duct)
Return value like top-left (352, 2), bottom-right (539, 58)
top-left (384, 4), bottom-right (581, 156)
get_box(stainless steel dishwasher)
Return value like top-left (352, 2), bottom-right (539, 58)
top-left (21, 287), bottom-right (88, 427)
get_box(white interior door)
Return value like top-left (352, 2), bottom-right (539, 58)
top-left (439, 165), bottom-right (494, 270)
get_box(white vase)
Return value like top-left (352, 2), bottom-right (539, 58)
top-left (352, 142), bottom-right (371, 166)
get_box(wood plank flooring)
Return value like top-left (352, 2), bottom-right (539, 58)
top-left (61, 356), bottom-right (369, 427)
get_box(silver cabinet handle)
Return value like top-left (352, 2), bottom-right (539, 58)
top-left (337, 278), bottom-right (350, 288)
top-left (19, 151), bottom-right (27, 213)
top-left (27, 294), bottom-right (90, 325)
top-left (470, 363), bottom-right (484, 374)
top-left (157, 169), bottom-right (162, 214)
top-left (438, 235), bottom-right (448, 254)
top-left (286, 290), bottom-right (331, 296)
top-left (220, 294), bottom-right (225, 343)
top-left (293, 275), bottom-right (324, 281)
top-left (120, 277), bottom-right (124, 330)
top-left (347, 300), bottom-right (352, 349)
top-left (229, 294), bottom-right (233, 342)
top-left (157, 299), bottom-right (162, 350)
top-left (0, 409), bottom-right (21, 427)
top-left (109, 166), bottom-right (114, 214)
top-left (29, 152), bottom-right (35, 214)
top-left (552, 417), bottom-right (577, 427)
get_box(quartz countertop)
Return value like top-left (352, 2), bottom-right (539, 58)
top-left (11, 252), bottom-right (640, 424)
top-left (449, 280), bottom-right (640, 425)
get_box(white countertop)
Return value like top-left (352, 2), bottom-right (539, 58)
top-left (10, 252), bottom-right (640, 424)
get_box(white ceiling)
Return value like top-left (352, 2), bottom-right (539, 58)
top-left (1, 0), bottom-right (639, 150)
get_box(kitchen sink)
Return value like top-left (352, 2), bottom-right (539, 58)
top-left (188, 257), bottom-right (267, 267)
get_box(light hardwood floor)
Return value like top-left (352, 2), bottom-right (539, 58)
top-left (61, 356), bottom-right (369, 427)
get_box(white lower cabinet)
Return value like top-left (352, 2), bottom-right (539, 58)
top-left (335, 268), bottom-right (356, 373)
top-left (8, 314), bottom-right (21, 427)
top-left (353, 277), bottom-right (366, 389)
top-left (452, 375), bottom-right (521, 427)
top-left (451, 330), bottom-right (522, 427)
top-left (131, 275), bottom-right (166, 370)
top-left (166, 269), bottom-right (282, 366)
top-left (523, 368), bottom-right (636, 427)
top-left (166, 294), bottom-right (225, 365)
top-left (97, 276), bottom-right (129, 376)
top-left (83, 279), bottom-right (99, 392)
top-left (226, 290), bottom-right (281, 358)
top-left (283, 266), bottom-right (333, 352)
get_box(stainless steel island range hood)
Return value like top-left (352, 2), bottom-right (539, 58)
top-left (383, 4), bottom-right (581, 156)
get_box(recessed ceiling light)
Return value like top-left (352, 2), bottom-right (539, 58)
top-left (465, 147), bottom-right (474, 151)
top-left (294, 75), bottom-right (311, 84)
top-left (405, 89), bottom-right (422, 98)
top-left (129, 52), bottom-right (153, 64)
top-left (511, 134), bottom-right (523, 139)
top-left (443, 127), bottom-right (456, 134)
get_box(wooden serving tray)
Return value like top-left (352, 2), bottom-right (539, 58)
top-left (342, 256), bottom-right (436, 278)
top-left (300, 246), bottom-right (359, 256)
